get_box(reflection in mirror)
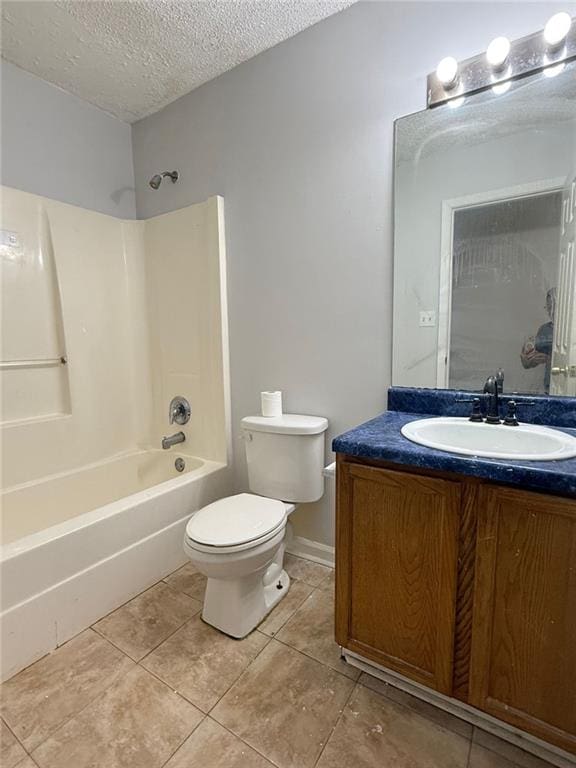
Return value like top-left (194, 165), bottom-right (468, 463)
top-left (393, 62), bottom-right (576, 396)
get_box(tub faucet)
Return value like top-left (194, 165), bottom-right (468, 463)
top-left (162, 431), bottom-right (186, 450)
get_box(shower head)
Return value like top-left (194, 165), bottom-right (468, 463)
top-left (149, 170), bottom-right (179, 190)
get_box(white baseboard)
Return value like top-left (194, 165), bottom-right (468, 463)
top-left (286, 534), bottom-right (335, 568)
top-left (1, 517), bottom-right (189, 682)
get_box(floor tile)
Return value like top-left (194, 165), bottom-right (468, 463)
top-left (163, 563), bottom-right (207, 601)
top-left (316, 683), bottom-right (470, 768)
top-left (358, 673), bottom-right (472, 739)
top-left (318, 569), bottom-right (335, 592)
top-left (258, 580), bottom-right (314, 637)
top-left (164, 717), bottom-right (273, 768)
top-left (276, 588), bottom-right (359, 680)
top-left (468, 743), bottom-right (516, 768)
top-left (212, 639), bottom-right (354, 768)
top-left (0, 629), bottom-right (133, 751)
top-left (472, 729), bottom-right (557, 768)
top-left (141, 615), bottom-right (269, 712)
top-left (284, 554), bottom-right (333, 587)
top-left (32, 666), bottom-right (202, 768)
top-left (1, 719), bottom-right (27, 768)
top-left (93, 582), bottom-right (201, 660)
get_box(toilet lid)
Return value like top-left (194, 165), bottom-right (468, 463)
top-left (186, 493), bottom-right (287, 548)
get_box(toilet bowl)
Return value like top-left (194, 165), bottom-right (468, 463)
top-left (183, 413), bottom-right (328, 638)
top-left (184, 493), bottom-right (295, 637)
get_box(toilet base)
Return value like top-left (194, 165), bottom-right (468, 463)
top-left (202, 568), bottom-right (290, 638)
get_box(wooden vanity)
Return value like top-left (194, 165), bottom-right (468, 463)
top-left (335, 454), bottom-right (576, 756)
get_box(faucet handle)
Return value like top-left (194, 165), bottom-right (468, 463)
top-left (503, 399), bottom-right (536, 426)
top-left (169, 396), bottom-right (191, 425)
top-left (456, 396), bottom-right (484, 422)
top-left (503, 400), bottom-right (519, 427)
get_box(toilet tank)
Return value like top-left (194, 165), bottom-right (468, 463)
top-left (241, 414), bottom-right (328, 503)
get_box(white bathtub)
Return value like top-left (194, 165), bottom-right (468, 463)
top-left (0, 449), bottom-right (228, 681)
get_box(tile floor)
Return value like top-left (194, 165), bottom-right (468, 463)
top-left (0, 554), bottom-right (560, 768)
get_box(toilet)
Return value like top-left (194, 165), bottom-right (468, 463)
top-left (183, 413), bottom-right (328, 638)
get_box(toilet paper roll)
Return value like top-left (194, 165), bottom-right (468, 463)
top-left (261, 391), bottom-right (282, 418)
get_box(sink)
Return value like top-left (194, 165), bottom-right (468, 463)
top-left (400, 417), bottom-right (576, 461)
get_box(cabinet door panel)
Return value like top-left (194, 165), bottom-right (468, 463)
top-left (336, 462), bottom-right (461, 694)
top-left (470, 486), bottom-right (576, 754)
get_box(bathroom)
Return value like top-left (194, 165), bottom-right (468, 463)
top-left (0, 2), bottom-right (575, 767)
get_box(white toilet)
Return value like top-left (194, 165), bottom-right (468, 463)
top-left (183, 413), bottom-right (328, 638)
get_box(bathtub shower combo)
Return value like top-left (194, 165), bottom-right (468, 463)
top-left (0, 187), bottom-right (231, 680)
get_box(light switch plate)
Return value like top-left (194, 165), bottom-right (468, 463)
top-left (419, 310), bottom-right (437, 327)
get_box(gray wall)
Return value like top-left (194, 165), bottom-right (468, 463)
top-left (1, 61), bottom-right (135, 218)
top-left (130, 1), bottom-right (570, 546)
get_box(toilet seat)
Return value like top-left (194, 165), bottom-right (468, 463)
top-left (185, 493), bottom-right (288, 553)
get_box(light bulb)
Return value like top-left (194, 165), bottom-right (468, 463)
top-left (486, 37), bottom-right (511, 69)
top-left (492, 81), bottom-right (511, 95)
top-left (544, 12), bottom-right (572, 48)
top-left (544, 61), bottom-right (566, 77)
top-left (448, 96), bottom-right (465, 109)
top-left (436, 57), bottom-right (459, 87)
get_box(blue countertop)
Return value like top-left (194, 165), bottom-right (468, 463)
top-left (332, 388), bottom-right (576, 496)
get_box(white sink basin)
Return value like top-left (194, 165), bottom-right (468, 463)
top-left (401, 417), bottom-right (576, 461)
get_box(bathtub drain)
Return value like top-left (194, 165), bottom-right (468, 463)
top-left (175, 457), bottom-right (185, 472)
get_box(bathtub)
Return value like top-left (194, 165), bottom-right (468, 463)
top-left (0, 449), bottom-right (228, 681)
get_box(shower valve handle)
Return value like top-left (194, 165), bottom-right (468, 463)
top-left (169, 396), bottom-right (191, 425)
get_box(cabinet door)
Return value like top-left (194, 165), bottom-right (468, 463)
top-left (469, 486), bottom-right (576, 755)
top-left (336, 462), bottom-right (461, 694)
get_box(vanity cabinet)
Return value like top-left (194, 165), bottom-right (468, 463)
top-left (335, 457), bottom-right (576, 755)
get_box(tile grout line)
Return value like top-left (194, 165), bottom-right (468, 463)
top-left (202, 630), bottom-right (274, 715)
top-left (157, 713), bottom-right (207, 768)
top-left (312, 676), bottom-right (359, 767)
top-left (208, 636), bottom-right (356, 768)
top-left (206, 715), bottom-right (280, 768)
top-left (136, 623), bottom-right (272, 714)
top-left (89, 576), bottom-right (173, 629)
top-left (1, 715), bottom-right (32, 760)
top-left (14, 633), bottom-right (136, 759)
top-left (271, 632), bottom-right (359, 683)
top-left (465, 730), bottom-right (473, 768)
top-left (1, 578), bottom-right (170, 687)
top-left (93, 596), bottom-right (204, 665)
top-left (258, 583), bottom-right (318, 637)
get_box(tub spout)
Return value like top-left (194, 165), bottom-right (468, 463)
top-left (162, 431), bottom-right (186, 450)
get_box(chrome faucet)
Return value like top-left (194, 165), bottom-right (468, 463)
top-left (483, 375), bottom-right (501, 424)
top-left (162, 431), bottom-right (186, 450)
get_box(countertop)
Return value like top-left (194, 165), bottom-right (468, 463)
top-left (332, 388), bottom-right (576, 496)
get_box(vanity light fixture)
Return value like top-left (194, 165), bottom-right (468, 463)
top-left (544, 11), bottom-right (572, 49)
top-left (428, 13), bottom-right (575, 107)
top-left (486, 36), bottom-right (511, 70)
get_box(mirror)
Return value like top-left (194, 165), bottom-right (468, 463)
top-left (393, 63), bottom-right (576, 396)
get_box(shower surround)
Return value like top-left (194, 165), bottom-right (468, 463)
top-left (0, 187), bottom-right (231, 680)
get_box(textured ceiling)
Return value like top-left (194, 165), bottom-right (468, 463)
top-left (1, 0), bottom-right (354, 122)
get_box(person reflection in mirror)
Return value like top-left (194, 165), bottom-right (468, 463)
top-left (520, 288), bottom-right (556, 394)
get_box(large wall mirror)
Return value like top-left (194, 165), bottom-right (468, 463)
top-left (393, 62), bottom-right (576, 396)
